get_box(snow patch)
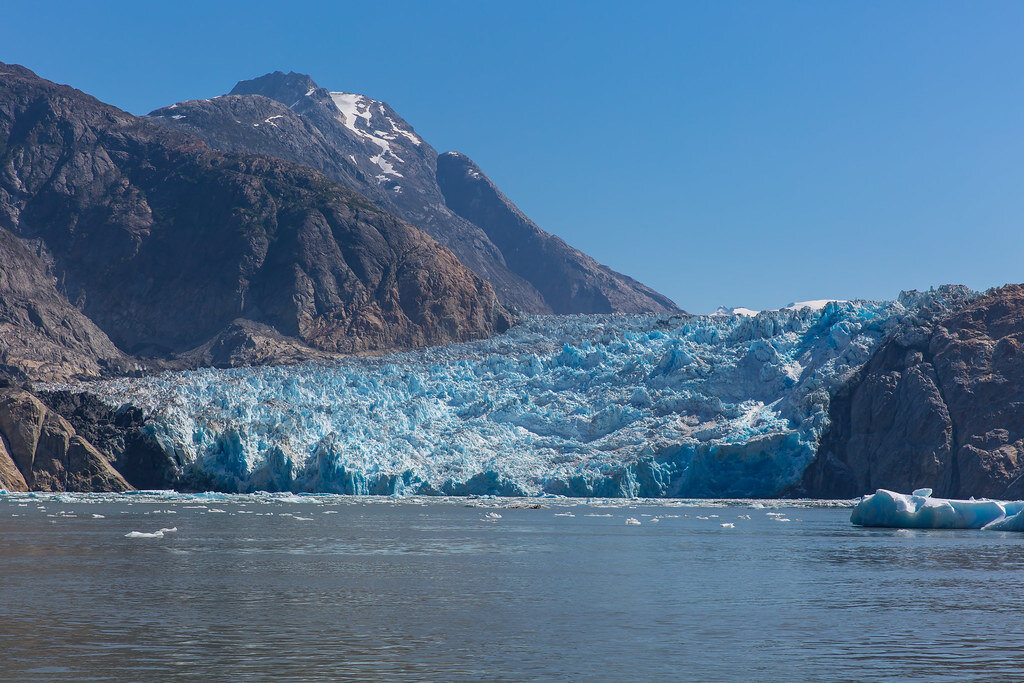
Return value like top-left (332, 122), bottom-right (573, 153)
top-left (328, 92), bottom-right (418, 178)
top-left (711, 306), bottom-right (759, 317)
top-left (785, 300), bottom-right (847, 312)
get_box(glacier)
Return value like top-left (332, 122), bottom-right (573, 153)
top-left (851, 489), bottom-right (1024, 530)
top-left (60, 288), bottom-right (972, 497)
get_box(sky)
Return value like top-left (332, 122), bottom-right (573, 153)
top-left (4, 1), bottom-right (1024, 313)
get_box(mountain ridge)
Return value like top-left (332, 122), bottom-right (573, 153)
top-left (149, 70), bottom-right (681, 316)
top-left (0, 62), bottom-right (510, 382)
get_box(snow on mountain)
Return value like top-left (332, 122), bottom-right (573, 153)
top-left (64, 288), bottom-right (972, 498)
top-left (711, 306), bottom-right (760, 317)
top-left (328, 92), bottom-right (416, 179)
top-left (785, 300), bottom-right (848, 311)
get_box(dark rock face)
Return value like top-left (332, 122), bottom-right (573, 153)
top-left (36, 389), bottom-right (176, 490)
top-left (0, 386), bottom-right (131, 492)
top-left (149, 71), bottom-right (681, 315)
top-left (436, 152), bottom-right (680, 314)
top-left (0, 224), bottom-right (133, 381)
top-left (0, 63), bottom-right (510, 381)
top-left (804, 285), bottom-right (1024, 498)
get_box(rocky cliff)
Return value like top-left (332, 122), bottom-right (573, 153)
top-left (148, 71), bottom-right (680, 315)
top-left (802, 285), bottom-right (1024, 499)
top-left (0, 381), bottom-right (131, 492)
top-left (0, 63), bottom-right (510, 382)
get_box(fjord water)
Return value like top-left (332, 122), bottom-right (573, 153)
top-left (3, 496), bottom-right (1024, 680)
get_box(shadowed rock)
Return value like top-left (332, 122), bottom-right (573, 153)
top-left (0, 62), bottom-right (511, 382)
top-left (804, 284), bottom-right (1024, 499)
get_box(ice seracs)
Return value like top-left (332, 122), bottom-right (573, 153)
top-left (851, 489), bottom-right (1024, 530)
top-left (58, 288), bottom-right (973, 498)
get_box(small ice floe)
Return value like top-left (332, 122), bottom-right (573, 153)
top-left (125, 527), bottom-right (177, 539)
top-left (625, 517), bottom-right (642, 525)
top-left (585, 513), bottom-right (612, 517)
top-left (293, 516), bottom-right (314, 521)
top-left (851, 489), bottom-right (1024, 531)
top-left (650, 518), bottom-right (660, 523)
top-left (554, 512), bottom-right (575, 517)
top-left (207, 508), bottom-right (227, 514)
top-left (92, 514), bottom-right (105, 519)
top-left (736, 514), bottom-right (751, 519)
top-left (696, 515), bottom-right (710, 520)
top-left (485, 512), bottom-right (502, 519)
top-left (721, 523), bottom-right (735, 528)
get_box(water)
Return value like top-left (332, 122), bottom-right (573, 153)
top-left (2, 494), bottom-right (1024, 681)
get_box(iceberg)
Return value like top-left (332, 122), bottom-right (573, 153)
top-left (56, 288), bottom-right (974, 497)
top-left (851, 489), bottom-right (1024, 530)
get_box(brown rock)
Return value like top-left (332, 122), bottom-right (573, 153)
top-left (0, 387), bottom-right (131, 492)
top-left (0, 62), bottom-right (510, 383)
top-left (0, 437), bottom-right (27, 491)
top-left (0, 389), bottom-right (46, 475)
top-left (804, 284), bottom-right (1024, 498)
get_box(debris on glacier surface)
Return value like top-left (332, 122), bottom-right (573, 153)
top-left (63, 288), bottom-right (974, 497)
top-left (851, 489), bottom-right (1024, 530)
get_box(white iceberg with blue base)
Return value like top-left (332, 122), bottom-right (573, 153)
top-left (851, 489), bottom-right (1024, 530)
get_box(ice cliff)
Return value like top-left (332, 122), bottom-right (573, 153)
top-left (66, 288), bottom-right (973, 497)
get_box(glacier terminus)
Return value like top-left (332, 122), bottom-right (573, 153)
top-left (57, 287), bottom-right (975, 497)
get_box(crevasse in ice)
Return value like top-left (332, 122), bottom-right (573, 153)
top-left (69, 289), bottom-right (971, 496)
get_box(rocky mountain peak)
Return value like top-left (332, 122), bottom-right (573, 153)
top-left (150, 70), bottom-right (681, 316)
top-left (229, 70), bottom-right (322, 107)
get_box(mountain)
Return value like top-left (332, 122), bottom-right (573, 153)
top-left (148, 71), bottom-right (680, 315)
top-left (0, 63), bottom-right (510, 381)
top-left (802, 284), bottom-right (1024, 499)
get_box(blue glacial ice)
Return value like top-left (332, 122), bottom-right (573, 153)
top-left (68, 289), bottom-right (972, 497)
top-left (851, 489), bottom-right (1024, 530)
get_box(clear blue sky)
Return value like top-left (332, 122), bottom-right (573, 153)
top-left (4, 1), bottom-right (1024, 313)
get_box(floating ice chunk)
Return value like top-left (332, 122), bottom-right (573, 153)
top-left (625, 517), bottom-right (641, 525)
top-left (125, 527), bottom-right (176, 538)
top-left (981, 509), bottom-right (1024, 532)
top-left (485, 512), bottom-right (502, 519)
top-left (851, 489), bottom-right (1024, 530)
top-left (721, 522), bottom-right (734, 528)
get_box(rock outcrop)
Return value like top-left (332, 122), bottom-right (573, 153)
top-left (0, 382), bottom-right (131, 491)
top-left (0, 223), bottom-right (134, 382)
top-left (149, 71), bottom-right (681, 315)
top-left (0, 62), bottom-right (510, 383)
top-left (35, 389), bottom-right (175, 490)
top-left (803, 285), bottom-right (1024, 499)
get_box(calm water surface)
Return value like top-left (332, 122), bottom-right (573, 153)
top-left (2, 493), bottom-right (1024, 681)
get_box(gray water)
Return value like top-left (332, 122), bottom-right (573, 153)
top-left (2, 494), bottom-right (1024, 681)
